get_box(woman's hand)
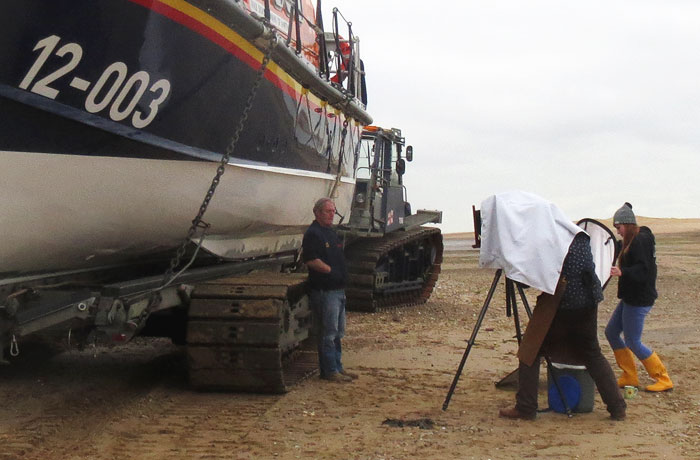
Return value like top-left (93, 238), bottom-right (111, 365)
top-left (611, 266), bottom-right (622, 277)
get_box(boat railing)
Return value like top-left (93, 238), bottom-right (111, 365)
top-left (245, 0), bottom-right (320, 66)
top-left (327, 7), bottom-right (366, 106)
top-left (239, 0), bottom-right (370, 121)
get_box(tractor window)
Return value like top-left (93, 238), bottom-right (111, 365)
top-left (390, 142), bottom-right (402, 185)
top-left (355, 133), bottom-right (403, 185)
top-left (379, 138), bottom-right (396, 186)
top-left (356, 137), bottom-right (374, 180)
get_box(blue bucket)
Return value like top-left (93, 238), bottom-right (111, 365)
top-left (548, 374), bottom-right (581, 413)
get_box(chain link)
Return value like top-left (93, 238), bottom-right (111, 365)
top-left (160, 33), bottom-right (278, 287)
top-left (10, 334), bottom-right (19, 357)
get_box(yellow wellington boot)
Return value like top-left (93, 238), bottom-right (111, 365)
top-left (641, 352), bottom-right (674, 392)
top-left (613, 347), bottom-right (639, 388)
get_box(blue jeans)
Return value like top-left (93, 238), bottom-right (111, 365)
top-left (310, 289), bottom-right (346, 377)
top-left (605, 300), bottom-right (653, 359)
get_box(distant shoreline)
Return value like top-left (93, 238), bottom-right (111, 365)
top-left (443, 232), bottom-right (475, 240)
top-left (444, 217), bottom-right (700, 237)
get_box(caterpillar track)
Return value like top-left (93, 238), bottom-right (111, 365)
top-left (186, 272), bottom-right (317, 393)
top-left (344, 226), bottom-right (443, 312)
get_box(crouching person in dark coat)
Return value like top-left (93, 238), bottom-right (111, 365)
top-left (499, 232), bottom-right (627, 421)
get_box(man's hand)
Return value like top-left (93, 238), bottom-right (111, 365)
top-left (306, 258), bottom-right (331, 274)
top-left (610, 266), bottom-right (622, 277)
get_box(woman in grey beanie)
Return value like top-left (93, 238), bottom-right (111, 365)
top-left (605, 203), bottom-right (673, 392)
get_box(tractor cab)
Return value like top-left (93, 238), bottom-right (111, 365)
top-left (348, 126), bottom-right (420, 234)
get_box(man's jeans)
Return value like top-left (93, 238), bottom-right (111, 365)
top-left (310, 289), bottom-right (346, 377)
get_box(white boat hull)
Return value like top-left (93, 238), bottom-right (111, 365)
top-left (1, 151), bottom-right (355, 274)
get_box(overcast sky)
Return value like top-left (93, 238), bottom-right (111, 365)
top-left (323, 0), bottom-right (700, 233)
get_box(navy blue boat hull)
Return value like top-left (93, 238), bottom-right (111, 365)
top-left (0, 0), bottom-right (367, 275)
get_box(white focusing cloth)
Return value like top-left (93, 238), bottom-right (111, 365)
top-left (478, 191), bottom-right (583, 294)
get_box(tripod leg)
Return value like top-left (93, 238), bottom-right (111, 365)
top-left (506, 279), bottom-right (512, 318)
top-left (517, 283), bottom-right (532, 319)
top-left (542, 353), bottom-right (573, 417)
top-left (442, 269), bottom-right (502, 411)
top-left (494, 280), bottom-right (523, 389)
top-left (516, 283), bottom-right (573, 416)
top-left (507, 280), bottom-right (524, 344)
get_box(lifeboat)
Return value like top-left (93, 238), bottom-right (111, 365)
top-left (0, 0), bottom-right (371, 276)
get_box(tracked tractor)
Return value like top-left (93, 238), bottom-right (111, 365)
top-left (341, 126), bottom-right (443, 312)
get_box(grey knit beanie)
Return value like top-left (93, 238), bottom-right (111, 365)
top-left (613, 202), bottom-right (636, 225)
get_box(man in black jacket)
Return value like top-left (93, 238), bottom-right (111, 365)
top-left (302, 198), bottom-right (357, 383)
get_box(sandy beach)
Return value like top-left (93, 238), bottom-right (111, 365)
top-left (1, 218), bottom-right (699, 459)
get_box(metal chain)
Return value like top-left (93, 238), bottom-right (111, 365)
top-left (338, 118), bottom-right (349, 175)
top-left (328, 118), bottom-right (349, 202)
top-left (325, 112), bottom-right (339, 173)
top-left (160, 33), bottom-right (278, 287)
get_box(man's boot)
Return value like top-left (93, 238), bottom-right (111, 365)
top-left (641, 352), bottom-right (673, 392)
top-left (498, 406), bottom-right (536, 421)
top-left (613, 347), bottom-right (639, 388)
top-left (322, 372), bottom-right (352, 383)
